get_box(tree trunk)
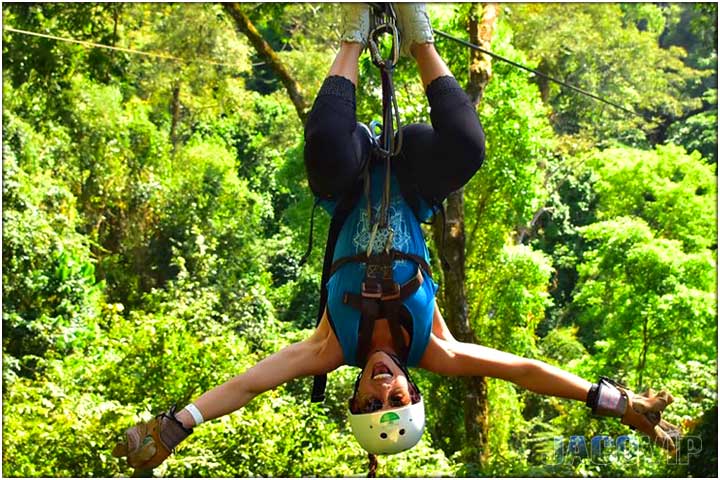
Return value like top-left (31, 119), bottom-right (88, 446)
top-left (433, 3), bottom-right (498, 466)
top-left (637, 316), bottom-right (649, 390)
top-left (536, 59), bottom-right (551, 104)
top-left (467, 3), bottom-right (498, 105)
top-left (170, 82), bottom-right (181, 153)
top-left (222, 3), bottom-right (309, 124)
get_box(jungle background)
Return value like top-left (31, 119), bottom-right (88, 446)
top-left (2, 2), bottom-right (717, 477)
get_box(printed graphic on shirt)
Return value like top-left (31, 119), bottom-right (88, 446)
top-left (353, 196), bottom-right (411, 255)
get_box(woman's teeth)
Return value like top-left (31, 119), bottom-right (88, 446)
top-left (373, 373), bottom-right (393, 380)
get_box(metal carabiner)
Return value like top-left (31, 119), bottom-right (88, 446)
top-left (367, 3), bottom-right (399, 70)
top-left (368, 120), bottom-right (383, 144)
top-left (368, 22), bottom-right (400, 70)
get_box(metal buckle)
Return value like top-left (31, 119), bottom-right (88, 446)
top-left (361, 281), bottom-right (383, 299)
top-left (367, 262), bottom-right (393, 280)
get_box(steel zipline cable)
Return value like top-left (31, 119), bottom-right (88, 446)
top-left (2, 26), bottom-right (244, 69)
top-left (433, 28), bottom-right (645, 119)
top-left (5, 24), bottom-right (644, 118)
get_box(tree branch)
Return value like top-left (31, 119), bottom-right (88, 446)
top-left (222, 3), bottom-right (309, 124)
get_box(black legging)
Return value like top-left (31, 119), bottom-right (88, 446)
top-left (304, 75), bottom-right (485, 207)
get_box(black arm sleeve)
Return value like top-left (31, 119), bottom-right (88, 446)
top-left (393, 75), bottom-right (486, 206)
top-left (304, 75), bottom-right (371, 199)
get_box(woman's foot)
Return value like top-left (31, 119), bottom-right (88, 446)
top-left (393, 3), bottom-right (435, 57)
top-left (340, 3), bottom-right (371, 47)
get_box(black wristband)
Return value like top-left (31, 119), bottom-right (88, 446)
top-left (586, 383), bottom-right (600, 410)
top-left (587, 378), bottom-right (628, 417)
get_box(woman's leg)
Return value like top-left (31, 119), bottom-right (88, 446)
top-left (394, 43), bottom-right (486, 205)
top-left (304, 42), bottom-right (371, 200)
top-left (329, 41), bottom-right (363, 86)
top-left (411, 43), bottom-right (452, 88)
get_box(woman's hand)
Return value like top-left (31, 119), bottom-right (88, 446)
top-left (112, 409), bottom-right (192, 474)
top-left (620, 388), bottom-right (680, 454)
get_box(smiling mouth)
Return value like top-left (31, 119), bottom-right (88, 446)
top-left (372, 362), bottom-right (393, 380)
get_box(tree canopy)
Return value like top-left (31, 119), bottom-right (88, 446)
top-left (2, 3), bottom-right (717, 477)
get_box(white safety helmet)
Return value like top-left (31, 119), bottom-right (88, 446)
top-left (349, 398), bottom-right (425, 454)
top-left (348, 353), bottom-right (426, 454)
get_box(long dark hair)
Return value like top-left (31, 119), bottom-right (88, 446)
top-left (368, 452), bottom-right (378, 477)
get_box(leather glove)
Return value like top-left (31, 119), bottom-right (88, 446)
top-left (621, 387), bottom-right (681, 453)
top-left (112, 408), bottom-right (192, 473)
top-left (588, 378), bottom-right (680, 454)
top-left (393, 3), bottom-right (434, 57)
top-left (340, 3), bottom-right (371, 47)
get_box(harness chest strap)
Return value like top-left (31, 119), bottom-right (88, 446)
top-left (342, 268), bottom-right (424, 309)
top-left (330, 249), bottom-right (433, 279)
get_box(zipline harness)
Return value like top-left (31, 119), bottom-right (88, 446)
top-left (310, 4), bottom-right (434, 403)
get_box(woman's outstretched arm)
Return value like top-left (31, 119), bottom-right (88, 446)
top-left (420, 333), bottom-right (591, 400)
top-left (175, 312), bottom-right (343, 428)
top-left (113, 313), bottom-right (344, 472)
top-left (419, 332), bottom-right (678, 452)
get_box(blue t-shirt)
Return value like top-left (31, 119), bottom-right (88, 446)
top-left (321, 165), bottom-right (438, 367)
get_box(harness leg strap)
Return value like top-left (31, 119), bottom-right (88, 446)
top-left (311, 375), bottom-right (327, 403)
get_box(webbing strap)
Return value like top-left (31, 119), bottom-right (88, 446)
top-left (310, 375), bottom-right (327, 403)
top-left (342, 269), bottom-right (424, 310)
top-left (329, 249), bottom-right (432, 278)
top-left (344, 269), bottom-right (424, 365)
top-left (298, 197), bottom-right (322, 268)
top-left (386, 306), bottom-right (408, 361)
top-left (310, 184), bottom-right (364, 404)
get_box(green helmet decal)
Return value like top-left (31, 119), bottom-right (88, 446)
top-left (380, 411), bottom-right (400, 424)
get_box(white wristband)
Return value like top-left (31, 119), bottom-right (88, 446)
top-left (184, 403), bottom-right (205, 426)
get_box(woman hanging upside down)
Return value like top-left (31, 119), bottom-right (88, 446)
top-left (113, 3), bottom-right (679, 472)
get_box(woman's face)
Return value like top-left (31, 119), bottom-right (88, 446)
top-left (350, 351), bottom-right (419, 414)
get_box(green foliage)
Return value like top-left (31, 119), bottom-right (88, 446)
top-left (574, 217), bottom-right (716, 388)
top-left (463, 16), bottom-right (555, 266)
top-left (621, 4), bottom-right (667, 35)
top-left (2, 3), bottom-right (125, 100)
top-left (460, 19), bottom-right (557, 358)
top-left (469, 245), bottom-right (554, 357)
top-left (2, 2), bottom-right (716, 477)
top-left (587, 144), bottom-right (717, 252)
top-left (2, 294), bottom-right (252, 477)
top-left (666, 92), bottom-right (718, 165)
top-left (3, 113), bottom-right (103, 377)
top-left (665, 404), bottom-right (718, 477)
top-left (121, 3), bottom-right (251, 137)
top-left (506, 3), bottom-right (710, 146)
top-left (532, 164), bottom-right (600, 334)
